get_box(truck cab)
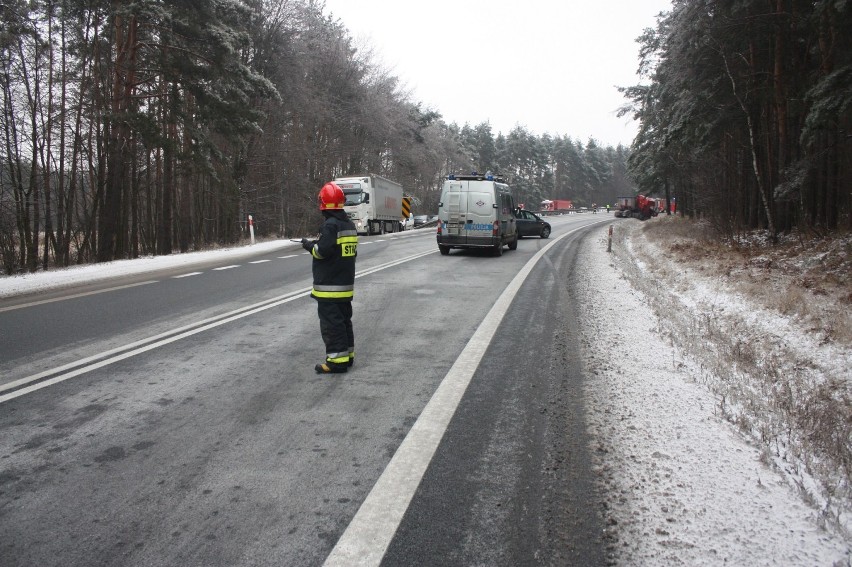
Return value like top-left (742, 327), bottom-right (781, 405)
top-left (336, 177), bottom-right (374, 234)
top-left (335, 175), bottom-right (404, 235)
top-left (436, 173), bottom-right (518, 256)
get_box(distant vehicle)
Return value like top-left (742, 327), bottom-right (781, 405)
top-left (335, 174), bottom-right (404, 235)
top-left (413, 215), bottom-right (429, 228)
top-left (427, 215), bottom-right (439, 223)
top-left (436, 172), bottom-right (518, 256)
top-left (614, 195), bottom-right (659, 220)
top-left (515, 209), bottom-right (551, 239)
top-left (540, 199), bottom-right (573, 214)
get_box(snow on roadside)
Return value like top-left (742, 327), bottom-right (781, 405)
top-left (623, 219), bottom-right (851, 536)
top-left (577, 223), bottom-right (851, 566)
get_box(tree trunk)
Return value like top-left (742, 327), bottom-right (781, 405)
top-left (99, 10), bottom-right (138, 261)
top-left (55, 7), bottom-right (70, 267)
top-left (721, 50), bottom-right (777, 239)
top-left (158, 82), bottom-right (177, 256)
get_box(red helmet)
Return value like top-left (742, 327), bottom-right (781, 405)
top-left (318, 182), bottom-right (345, 210)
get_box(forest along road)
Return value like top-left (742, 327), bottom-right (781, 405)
top-left (0, 214), bottom-right (612, 567)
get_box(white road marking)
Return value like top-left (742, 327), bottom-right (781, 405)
top-left (278, 255), bottom-right (298, 259)
top-left (249, 260), bottom-right (270, 264)
top-left (323, 225), bottom-right (591, 567)
top-left (2, 255), bottom-right (292, 312)
top-left (0, 249), bottom-right (437, 403)
top-left (0, 288), bottom-right (312, 403)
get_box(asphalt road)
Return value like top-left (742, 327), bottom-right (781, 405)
top-left (0, 214), bottom-right (613, 566)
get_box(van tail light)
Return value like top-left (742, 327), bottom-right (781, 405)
top-left (436, 221), bottom-right (442, 235)
top-left (492, 220), bottom-right (499, 236)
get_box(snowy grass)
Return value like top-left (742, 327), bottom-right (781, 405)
top-left (614, 216), bottom-right (851, 538)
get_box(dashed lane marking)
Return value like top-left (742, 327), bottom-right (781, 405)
top-left (1, 240), bottom-right (401, 313)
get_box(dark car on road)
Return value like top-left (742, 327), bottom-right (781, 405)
top-left (413, 215), bottom-right (429, 228)
top-left (514, 209), bottom-right (551, 239)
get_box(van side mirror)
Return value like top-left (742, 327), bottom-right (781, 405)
top-left (364, 192), bottom-right (370, 203)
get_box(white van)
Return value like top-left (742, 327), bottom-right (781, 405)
top-left (436, 173), bottom-right (518, 256)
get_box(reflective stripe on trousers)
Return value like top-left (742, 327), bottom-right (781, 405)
top-left (312, 284), bottom-right (353, 300)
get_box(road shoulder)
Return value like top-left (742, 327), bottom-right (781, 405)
top-left (576, 223), bottom-right (850, 565)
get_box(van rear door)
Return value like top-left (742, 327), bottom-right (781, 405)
top-left (441, 179), bottom-right (496, 245)
top-left (463, 182), bottom-right (496, 243)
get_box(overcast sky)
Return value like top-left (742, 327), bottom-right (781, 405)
top-left (320, 0), bottom-right (672, 148)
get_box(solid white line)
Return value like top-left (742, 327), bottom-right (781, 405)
top-left (354, 250), bottom-right (435, 279)
top-left (0, 289), bottom-right (314, 404)
top-left (213, 265), bottom-right (240, 271)
top-left (322, 225), bottom-right (590, 567)
top-left (0, 286), bottom-right (311, 398)
top-left (0, 249), bottom-right (439, 404)
top-left (173, 272), bottom-right (203, 278)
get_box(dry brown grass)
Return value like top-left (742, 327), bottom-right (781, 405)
top-left (612, 215), bottom-right (852, 536)
top-left (641, 216), bottom-right (852, 346)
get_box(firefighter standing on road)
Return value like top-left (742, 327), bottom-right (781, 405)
top-left (301, 182), bottom-right (358, 374)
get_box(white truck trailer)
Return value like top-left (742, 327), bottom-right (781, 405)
top-left (334, 174), bottom-right (404, 235)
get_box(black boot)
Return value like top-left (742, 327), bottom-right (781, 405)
top-left (315, 362), bottom-right (348, 374)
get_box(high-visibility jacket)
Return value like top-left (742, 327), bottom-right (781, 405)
top-left (310, 210), bottom-right (357, 302)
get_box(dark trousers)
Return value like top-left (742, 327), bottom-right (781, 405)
top-left (317, 301), bottom-right (353, 363)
